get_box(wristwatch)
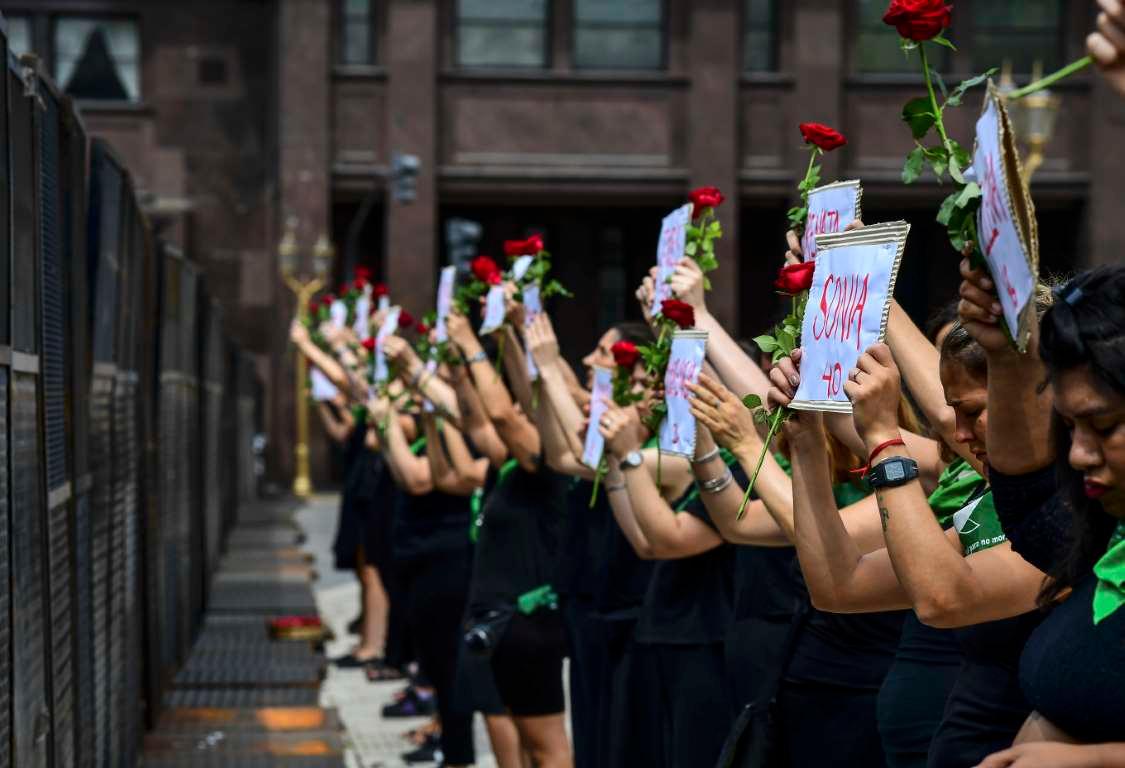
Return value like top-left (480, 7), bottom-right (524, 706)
top-left (620, 450), bottom-right (644, 471)
top-left (867, 457), bottom-right (919, 489)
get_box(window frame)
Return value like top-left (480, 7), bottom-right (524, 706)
top-left (49, 12), bottom-right (143, 103)
top-left (742, 0), bottom-right (779, 73)
top-left (337, 0), bottom-right (378, 66)
top-left (453, 0), bottom-right (552, 70)
top-left (968, 0), bottom-right (1066, 76)
top-left (570, 0), bottom-right (667, 72)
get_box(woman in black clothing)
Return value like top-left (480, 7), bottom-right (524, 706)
top-left (439, 309), bottom-right (573, 768)
top-left (958, 264), bottom-right (1125, 765)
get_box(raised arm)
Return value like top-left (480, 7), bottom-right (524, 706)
top-left (383, 335), bottom-right (461, 425)
top-left (290, 319), bottom-right (362, 398)
top-left (449, 354), bottom-right (509, 468)
top-left (440, 416), bottom-right (490, 491)
top-left (370, 396), bottom-right (432, 495)
top-left (316, 398), bottom-right (355, 444)
top-left (598, 402), bottom-right (719, 559)
top-left (524, 313), bottom-right (594, 478)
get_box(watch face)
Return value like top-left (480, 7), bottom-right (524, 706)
top-left (885, 461), bottom-right (906, 482)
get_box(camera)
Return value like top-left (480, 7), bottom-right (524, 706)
top-left (463, 609), bottom-right (512, 657)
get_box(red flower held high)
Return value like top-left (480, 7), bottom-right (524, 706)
top-left (355, 266), bottom-right (372, 283)
top-left (416, 321), bottom-right (430, 335)
top-left (322, 293), bottom-right (336, 307)
top-left (774, 262), bottom-right (816, 295)
top-left (397, 310), bottom-right (414, 329)
top-left (471, 255), bottom-right (501, 283)
top-left (611, 340), bottom-right (640, 369)
top-left (882, 0), bottom-right (952, 42)
top-left (660, 299), bottom-right (695, 329)
top-left (799, 123), bottom-right (847, 152)
top-left (503, 234), bottom-right (545, 258)
top-left (689, 186), bottom-right (725, 217)
top-left (361, 337), bottom-right (376, 352)
top-left (373, 282), bottom-right (389, 298)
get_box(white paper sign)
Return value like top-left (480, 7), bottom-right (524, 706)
top-left (479, 285), bottom-right (506, 335)
top-left (974, 88), bottom-right (1037, 350)
top-left (354, 294), bottom-right (372, 340)
top-left (582, 367), bottom-right (613, 469)
top-left (512, 255), bottom-right (534, 282)
top-left (378, 295), bottom-right (391, 312)
top-left (791, 222), bottom-right (909, 413)
top-left (801, 180), bottom-right (862, 262)
top-left (330, 299), bottom-right (348, 329)
top-left (310, 367), bottom-right (339, 402)
top-left (422, 358), bottom-right (439, 413)
top-left (435, 266), bottom-right (456, 343)
top-left (522, 284), bottom-right (542, 381)
top-left (650, 204), bottom-right (693, 315)
top-left (374, 306), bottom-right (401, 384)
top-left (659, 330), bottom-right (707, 458)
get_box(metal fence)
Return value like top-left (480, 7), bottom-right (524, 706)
top-left (3, 43), bottom-right (262, 768)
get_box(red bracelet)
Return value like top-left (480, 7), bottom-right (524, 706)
top-left (850, 437), bottom-right (906, 477)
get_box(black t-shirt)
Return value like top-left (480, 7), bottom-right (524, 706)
top-left (469, 463), bottom-right (569, 611)
top-left (1020, 573), bottom-right (1125, 743)
top-left (634, 487), bottom-right (735, 645)
top-left (392, 487), bottom-right (473, 562)
top-left (343, 419), bottom-right (381, 502)
top-left (784, 604), bottom-right (907, 690)
top-left (893, 612), bottom-right (962, 666)
top-left (595, 501), bottom-right (656, 618)
top-left (732, 542), bottom-right (801, 624)
top-left (558, 478), bottom-right (608, 600)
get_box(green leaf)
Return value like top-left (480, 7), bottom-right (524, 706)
top-left (753, 335), bottom-right (779, 354)
top-left (931, 68), bottom-right (949, 99)
top-left (775, 328), bottom-right (796, 354)
top-left (945, 68), bottom-right (997, 108)
top-left (930, 34), bottom-right (957, 51)
top-left (742, 394), bottom-right (762, 410)
top-left (753, 409), bottom-right (772, 424)
top-left (686, 225), bottom-right (701, 238)
top-left (685, 241), bottom-right (698, 256)
top-left (902, 147), bottom-right (925, 185)
top-left (702, 275), bottom-right (712, 291)
top-left (956, 181), bottom-right (981, 208)
top-left (899, 38), bottom-right (919, 54)
top-left (936, 190), bottom-right (960, 226)
top-left (901, 96), bottom-right (937, 140)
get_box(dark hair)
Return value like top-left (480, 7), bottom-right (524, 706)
top-left (613, 321), bottom-right (655, 347)
top-left (1037, 266), bottom-right (1125, 607)
top-left (926, 299), bottom-right (961, 344)
top-left (939, 285), bottom-right (1056, 382)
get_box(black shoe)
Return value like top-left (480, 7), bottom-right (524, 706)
top-left (346, 614), bottom-right (362, 635)
top-left (330, 653), bottom-right (377, 669)
top-left (402, 733), bottom-right (442, 764)
top-left (383, 687), bottom-right (436, 718)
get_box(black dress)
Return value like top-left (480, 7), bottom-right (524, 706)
top-left (1020, 573), bottom-right (1125, 742)
top-left (332, 416), bottom-right (379, 571)
top-left (469, 462), bottom-right (569, 717)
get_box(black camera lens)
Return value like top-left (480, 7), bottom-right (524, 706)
top-left (464, 626), bottom-right (494, 655)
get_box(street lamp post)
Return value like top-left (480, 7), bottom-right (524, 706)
top-left (1001, 61), bottom-right (1062, 179)
top-left (279, 217), bottom-right (334, 498)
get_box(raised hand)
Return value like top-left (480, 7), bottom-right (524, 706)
top-left (289, 318), bottom-right (310, 345)
top-left (687, 373), bottom-right (758, 457)
top-left (382, 334), bottom-right (418, 368)
top-left (957, 257), bottom-right (1010, 354)
top-left (669, 258), bottom-right (707, 314)
top-left (1089, 0), bottom-right (1125, 98)
top-left (524, 312), bottom-right (561, 369)
top-left (597, 402), bottom-right (644, 459)
top-left (843, 343), bottom-right (903, 449)
top-left (445, 310), bottom-right (478, 351)
top-left (635, 268), bottom-right (658, 328)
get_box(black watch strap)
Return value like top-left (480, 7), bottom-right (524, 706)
top-left (868, 457), bottom-right (919, 489)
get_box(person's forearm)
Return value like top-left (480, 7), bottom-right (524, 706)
top-left (462, 333), bottom-right (520, 425)
top-left (537, 360), bottom-right (587, 457)
top-left (382, 410), bottom-right (432, 495)
top-left (623, 465), bottom-right (699, 557)
top-left (453, 372), bottom-right (508, 467)
top-left (695, 309), bottom-right (772, 401)
top-left (316, 403), bottom-right (352, 444)
top-left (537, 396), bottom-right (594, 479)
top-left (986, 337), bottom-right (1054, 474)
top-left (727, 437), bottom-right (797, 544)
top-left (297, 338), bottom-right (356, 395)
top-left (1094, 744), bottom-right (1125, 767)
top-left (501, 326), bottom-right (535, 416)
top-left (442, 419), bottom-right (489, 489)
top-left (423, 417), bottom-right (463, 494)
top-left (403, 359), bottom-right (462, 425)
top-left (886, 302), bottom-right (961, 448)
top-left (604, 461), bottom-right (655, 559)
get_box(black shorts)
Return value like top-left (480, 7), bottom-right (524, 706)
top-left (490, 609), bottom-right (567, 717)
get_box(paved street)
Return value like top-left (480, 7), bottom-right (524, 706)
top-left (296, 496), bottom-right (498, 768)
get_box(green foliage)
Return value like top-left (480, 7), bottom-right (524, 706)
top-left (902, 97), bottom-right (937, 140)
top-left (741, 394), bottom-right (762, 409)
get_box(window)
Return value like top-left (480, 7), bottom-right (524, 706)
top-left (457, 0), bottom-right (548, 69)
top-left (973, 0), bottom-right (1063, 74)
top-left (854, 0), bottom-right (949, 74)
top-left (744, 0), bottom-right (777, 72)
top-left (573, 0), bottom-right (662, 70)
top-left (340, 0), bottom-right (375, 65)
top-left (6, 14), bottom-right (31, 57)
top-left (54, 17), bottom-right (140, 101)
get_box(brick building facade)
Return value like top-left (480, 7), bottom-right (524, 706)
top-left (5, 0), bottom-right (1122, 487)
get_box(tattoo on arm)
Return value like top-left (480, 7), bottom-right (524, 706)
top-left (877, 492), bottom-right (890, 532)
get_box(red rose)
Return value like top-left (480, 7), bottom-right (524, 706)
top-left (503, 234), bottom-right (545, 258)
top-left (355, 266), bottom-right (372, 282)
top-left (353, 276), bottom-right (367, 291)
top-left (689, 186), bottom-right (725, 218)
top-left (799, 123), bottom-right (847, 152)
top-left (307, 300), bottom-right (319, 315)
top-left (487, 271), bottom-right (503, 286)
top-left (611, 340), bottom-right (640, 369)
top-left (416, 321), bottom-right (430, 335)
top-left (774, 262), bottom-right (816, 295)
top-left (882, 0), bottom-right (952, 42)
top-left (373, 282), bottom-right (389, 298)
top-left (322, 293), bottom-right (336, 307)
top-left (361, 337), bottom-right (376, 352)
top-left (660, 299), bottom-right (695, 329)
top-left (471, 255), bottom-right (501, 283)
top-left (397, 310), bottom-right (414, 329)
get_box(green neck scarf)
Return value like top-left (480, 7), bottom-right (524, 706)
top-left (1093, 521), bottom-right (1125, 625)
top-left (469, 458), bottom-right (519, 543)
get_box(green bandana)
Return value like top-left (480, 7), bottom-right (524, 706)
top-left (952, 489), bottom-right (1006, 557)
top-left (1093, 521), bottom-right (1125, 625)
top-left (928, 458), bottom-right (985, 529)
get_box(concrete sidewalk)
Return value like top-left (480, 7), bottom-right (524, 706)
top-left (296, 495), bottom-right (498, 768)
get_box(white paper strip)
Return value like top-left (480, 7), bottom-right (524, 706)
top-left (310, 367), bottom-right (339, 402)
top-left (479, 285), bottom-right (506, 335)
top-left (435, 266), bottom-right (456, 343)
top-left (330, 299), bottom-right (347, 329)
top-left (354, 294), bottom-right (372, 340)
top-left (659, 330), bottom-right (707, 458)
top-left (422, 357), bottom-right (439, 413)
top-left (522, 284), bottom-right (542, 381)
top-left (374, 306), bottom-right (401, 384)
top-left (511, 255), bottom-right (534, 282)
top-left (581, 367), bottom-right (613, 469)
top-left (651, 204), bottom-right (693, 315)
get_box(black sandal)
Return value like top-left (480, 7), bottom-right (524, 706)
top-left (365, 658), bottom-right (406, 682)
